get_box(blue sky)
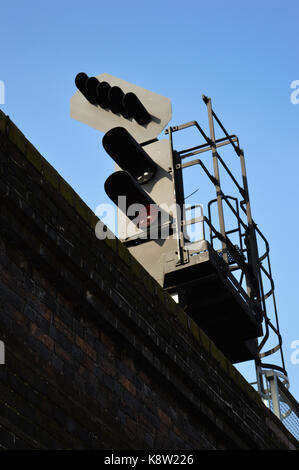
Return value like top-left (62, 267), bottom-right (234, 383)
top-left (1, 0), bottom-right (298, 407)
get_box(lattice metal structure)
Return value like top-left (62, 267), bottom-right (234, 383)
top-left (163, 96), bottom-right (298, 430)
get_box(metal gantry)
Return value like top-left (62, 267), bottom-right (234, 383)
top-left (164, 96), bottom-right (295, 419)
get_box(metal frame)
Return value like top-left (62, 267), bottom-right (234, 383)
top-left (165, 95), bottom-right (289, 399)
top-left (258, 369), bottom-right (299, 438)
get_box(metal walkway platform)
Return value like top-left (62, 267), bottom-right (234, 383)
top-left (164, 242), bottom-right (263, 363)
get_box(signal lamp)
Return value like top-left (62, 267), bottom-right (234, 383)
top-left (104, 171), bottom-right (158, 227)
top-left (96, 81), bottom-right (111, 109)
top-left (109, 86), bottom-right (132, 118)
top-left (75, 74), bottom-right (153, 127)
top-left (136, 204), bottom-right (159, 229)
top-left (123, 92), bottom-right (151, 126)
top-left (75, 72), bottom-right (91, 103)
top-left (102, 127), bottom-right (157, 184)
top-left (86, 77), bottom-right (100, 105)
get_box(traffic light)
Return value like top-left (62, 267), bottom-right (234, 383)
top-left (123, 92), bottom-right (151, 125)
top-left (102, 126), bottom-right (179, 238)
top-left (74, 73), bottom-right (92, 103)
top-left (104, 171), bottom-right (160, 230)
top-left (74, 73), bottom-right (151, 125)
top-left (101, 125), bottom-right (182, 284)
top-left (70, 72), bottom-right (172, 143)
top-left (70, 72), bottom-right (176, 283)
top-left (102, 127), bottom-right (157, 183)
top-left (96, 81), bottom-right (111, 109)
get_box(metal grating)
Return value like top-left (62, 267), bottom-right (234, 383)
top-left (265, 371), bottom-right (299, 442)
top-left (277, 381), bottom-right (299, 441)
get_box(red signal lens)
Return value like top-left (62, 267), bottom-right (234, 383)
top-left (137, 205), bottom-right (159, 229)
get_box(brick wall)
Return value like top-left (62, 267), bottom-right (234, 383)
top-left (0, 110), bottom-right (297, 450)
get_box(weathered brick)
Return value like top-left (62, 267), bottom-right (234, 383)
top-left (26, 143), bottom-right (43, 172)
top-left (0, 110), bottom-right (7, 135)
top-left (119, 376), bottom-right (137, 397)
top-left (75, 334), bottom-right (97, 361)
top-left (8, 121), bottom-right (26, 154)
top-left (54, 342), bottom-right (72, 363)
top-left (158, 407), bottom-right (172, 428)
top-left (54, 315), bottom-right (74, 341)
top-left (42, 162), bottom-right (60, 190)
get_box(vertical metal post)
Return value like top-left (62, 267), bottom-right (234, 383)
top-left (168, 127), bottom-right (187, 265)
top-left (205, 97), bottom-right (228, 263)
top-left (239, 150), bottom-right (253, 225)
top-left (266, 371), bottom-right (282, 420)
top-left (239, 150), bottom-right (262, 304)
top-left (255, 363), bottom-right (266, 397)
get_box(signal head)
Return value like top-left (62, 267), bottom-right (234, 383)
top-left (86, 77), bottom-right (100, 105)
top-left (96, 81), bottom-right (111, 109)
top-left (104, 170), bottom-right (158, 228)
top-left (102, 127), bottom-right (157, 184)
top-left (108, 86), bottom-right (132, 119)
top-left (123, 92), bottom-right (151, 126)
top-left (74, 72), bottom-right (90, 102)
top-left (71, 72), bottom-right (172, 143)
